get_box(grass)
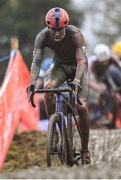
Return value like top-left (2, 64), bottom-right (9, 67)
top-left (3, 131), bottom-right (47, 172)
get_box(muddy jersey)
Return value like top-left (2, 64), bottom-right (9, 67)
top-left (31, 25), bottom-right (87, 84)
top-left (34, 25), bottom-right (85, 65)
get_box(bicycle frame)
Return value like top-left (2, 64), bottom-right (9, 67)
top-left (55, 89), bottom-right (74, 149)
top-left (29, 85), bottom-right (82, 138)
top-left (29, 84), bottom-right (83, 165)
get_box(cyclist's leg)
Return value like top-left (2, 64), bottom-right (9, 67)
top-left (44, 63), bottom-right (67, 119)
top-left (76, 69), bottom-right (91, 164)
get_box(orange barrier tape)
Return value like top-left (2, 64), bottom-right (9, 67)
top-left (0, 50), bottom-right (40, 170)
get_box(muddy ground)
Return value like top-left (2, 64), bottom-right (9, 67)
top-left (0, 129), bottom-right (121, 179)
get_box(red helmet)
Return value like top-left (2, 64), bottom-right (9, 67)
top-left (45, 7), bottom-right (69, 29)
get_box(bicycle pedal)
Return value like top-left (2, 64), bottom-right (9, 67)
top-left (51, 147), bottom-right (58, 154)
top-left (75, 155), bottom-right (81, 161)
top-left (51, 150), bottom-right (58, 155)
top-left (74, 152), bottom-right (81, 158)
top-left (74, 155), bottom-right (81, 165)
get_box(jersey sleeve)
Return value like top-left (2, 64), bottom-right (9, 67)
top-left (72, 31), bottom-right (86, 48)
top-left (34, 31), bottom-right (45, 49)
top-left (72, 31), bottom-right (87, 64)
top-left (30, 31), bottom-right (45, 85)
top-left (72, 31), bottom-right (88, 83)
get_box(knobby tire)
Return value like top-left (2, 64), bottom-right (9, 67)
top-left (47, 113), bottom-right (67, 167)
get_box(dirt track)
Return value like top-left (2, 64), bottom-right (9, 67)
top-left (0, 129), bottom-right (121, 179)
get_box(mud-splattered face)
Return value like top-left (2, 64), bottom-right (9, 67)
top-left (49, 28), bottom-right (65, 42)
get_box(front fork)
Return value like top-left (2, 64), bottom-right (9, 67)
top-left (55, 95), bottom-right (66, 151)
top-left (55, 93), bottom-right (73, 140)
top-left (67, 91), bottom-right (73, 149)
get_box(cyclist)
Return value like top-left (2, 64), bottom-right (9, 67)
top-left (91, 44), bottom-right (121, 90)
top-left (112, 41), bottom-right (121, 67)
top-left (27, 7), bottom-right (90, 165)
top-left (89, 44), bottom-right (121, 128)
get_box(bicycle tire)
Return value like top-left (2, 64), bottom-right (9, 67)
top-left (66, 121), bottom-right (74, 166)
top-left (47, 113), bottom-right (67, 167)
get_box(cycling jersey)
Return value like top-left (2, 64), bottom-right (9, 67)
top-left (31, 25), bottom-right (88, 99)
top-left (33, 25), bottom-right (86, 65)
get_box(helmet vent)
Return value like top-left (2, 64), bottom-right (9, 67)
top-left (55, 8), bottom-right (60, 12)
top-left (56, 17), bottom-right (59, 21)
top-left (55, 18), bottom-right (59, 28)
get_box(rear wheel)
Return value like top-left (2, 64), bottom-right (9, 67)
top-left (47, 113), bottom-right (67, 167)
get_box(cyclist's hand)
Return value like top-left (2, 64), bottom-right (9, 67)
top-left (26, 84), bottom-right (35, 94)
top-left (74, 85), bottom-right (79, 96)
top-left (72, 79), bottom-right (82, 104)
top-left (72, 79), bottom-right (82, 92)
top-left (44, 80), bottom-right (56, 88)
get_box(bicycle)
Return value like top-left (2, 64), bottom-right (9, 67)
top-left (28, 81), bottom-right (82, 167)
top-left (99, 87), bottom-right (121, 129)
top-left (89, 87), bottom-right (121, 129)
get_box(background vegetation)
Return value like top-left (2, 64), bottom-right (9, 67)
top-left (1, 0), bottom-right (121, 84)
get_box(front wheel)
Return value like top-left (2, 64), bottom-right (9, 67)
top-left (47, 113), bottom-right (67, 167)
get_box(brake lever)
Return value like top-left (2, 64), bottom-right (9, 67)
top-left (28, 91), bottom-right (36, 108)
top-left (70, 82), bottom-right (83, 105)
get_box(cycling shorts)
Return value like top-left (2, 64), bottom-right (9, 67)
top-left (44, 63), bottom-right (89, 100)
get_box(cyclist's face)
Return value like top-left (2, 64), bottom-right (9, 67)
top-left (49, 28), bottom-right (65, 42)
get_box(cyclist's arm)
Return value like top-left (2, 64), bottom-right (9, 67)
top-left (112, 54), bottom-right (121, 69)
top-left (88, 56), bottom-right (107, 92)
top-left (73, 32), bottom-right (87, 83)
top-left (30, 32), bottom-right (44, 85)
